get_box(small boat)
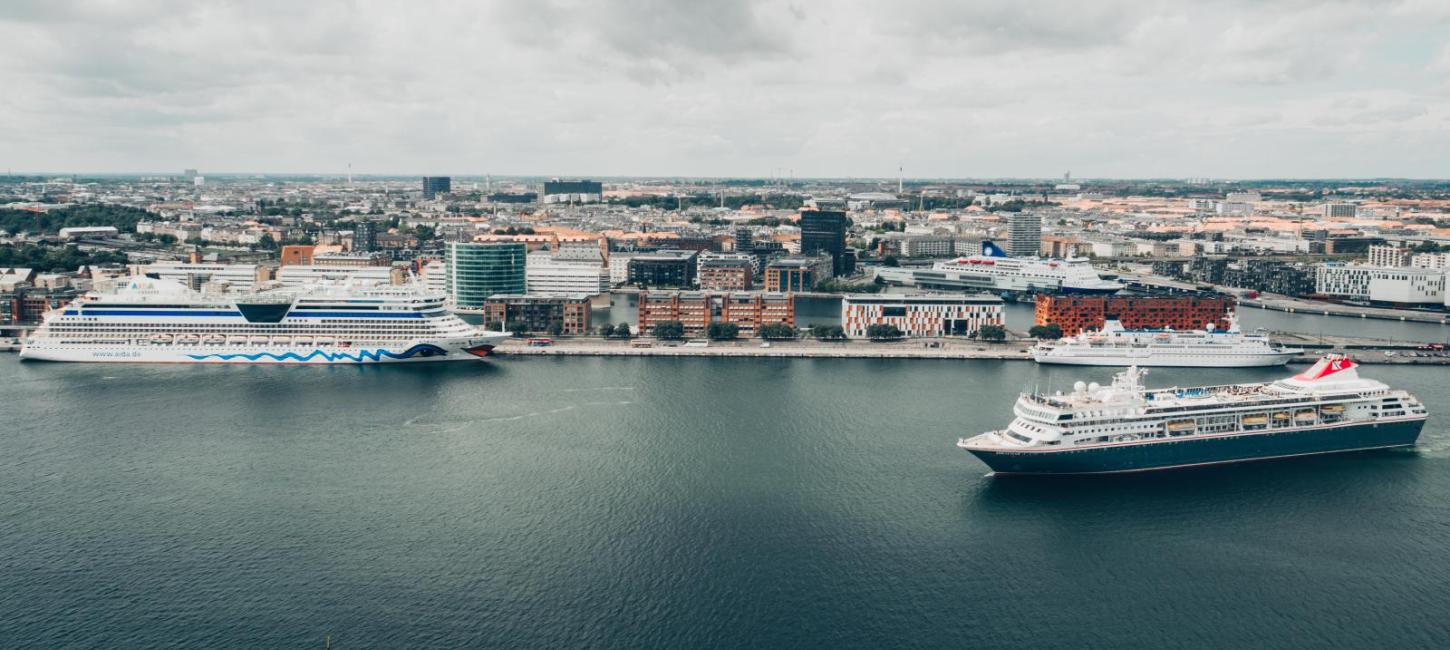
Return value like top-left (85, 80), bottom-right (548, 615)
top-left (1273, 412), bottom-right (1291, 421)
top-left (1166, 420), bottom-right (1196, 432)
top-left (148, 333), bottom-right (173, 344)
top-left (1241, 415), bottom-right (1268, 426)
top-left (1295, 410), bottom-right (1317, 422)
top-left (203, 334), bottom-right (226, 345)
top-left (176, 334), bottom-right (201, 345)
top-left (1321, 404), bottom-right (1345, 414)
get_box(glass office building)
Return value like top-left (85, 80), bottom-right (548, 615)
top-left (446, 242), bottom-right (527, 309)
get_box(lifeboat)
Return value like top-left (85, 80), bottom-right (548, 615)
top-left (176, 333), bottom-right (201, 345)
top-left (203, 334), bottom-right (226, 345)
top-left (1321, 404), bottom-right (1345, 414)
top-left (1294, 410), bottom-right (1317, 422)
top-left (148, 333), bottom-right (173, 344)
top-left (293, 337), bottom-right (313, 346)
top-left (1273, 412), bottom-right (1291, 421)
top-left (316, 338), bottom-right (334, 347)
top-left (272, 336), bottom-right (292, 346)
top-left (227, 335), bottom-right (248, 345)
top-left (1241, 415), bottom-right (1268, 426)
top-left (1166, 420), bottom-right (1196, 432)
top-left (250, 336), bottom-right (269, 345)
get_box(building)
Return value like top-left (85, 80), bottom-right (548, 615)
top-left (489, 192), bottom-right (538, 204)
top-left (627, 250), bottom-right (698, 288)
top-left (734, 227), bottom-right (754, 253)
top-left (58, 226), bottom-right (119, 239)
top-left (1367, 245), bottom-right (1412, 268)
top-left (1034, 295), bottom-right (1234, 337)
top-left (697, 257), bottom-right (754, 291)
top-left (764, 257), bottom-right (821, 292)
top-left (1008, 212), bottom-right (1041, 258)
top-left (799, 209), bottom-right (851, 275)
top-left (422, 176), bottom-right (452, 199)
top-left (636, 291), bottom-right (794, 337)
top-left (1322, 203), bottom-right (1358, 218)
top-left (279, 245), bottom-right (314, 266)
top-left (1315, 264), bottom-right (1446, 306)
top-left (352, 221), bottom-right (378, 252)
top-left (142, 262), bottom-right (263, 290)
top-left (482, 294), bottom-right (592, 335)
top-left (1411, 252), bottom-right (1450, 269)
top-left (900, 235), bottom-right (956, 258)
top-left (542, 179), bottom-right (603, 204)
top-left (608, 253), bottom-right (637, 286)
top-left (1225, 192), bottom-right (1262, 204)
top-left (525, 253), bottom-right (608, 296)
top-left (445, 241), bottom-right (527, 309)
top-left (275, 264), bottom-right (396, 287)
top-left (841, 294), bottom-right (1004, 338)
top-left (313, 252), bottom-right (390, 268)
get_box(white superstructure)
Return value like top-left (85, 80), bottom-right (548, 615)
top-left (1033, 313), bottom-right (1302, 367)
top-left (20, 277), bottom-right (507, 364)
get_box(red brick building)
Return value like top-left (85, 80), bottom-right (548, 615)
top-left (1035, 295), bottom-right (1232, 336)
top-left (638, 291), bottom-right (794, 337)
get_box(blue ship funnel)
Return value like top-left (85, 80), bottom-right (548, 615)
top-left (981, 241), bottom-right (1010, 258)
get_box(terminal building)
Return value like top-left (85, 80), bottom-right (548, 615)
top-left (841, 294), bottom-right (1003, 338)
top-left (636, 291), bottom-right (794, 337)
top-left (1315, 263), bottom-right (1446, 307)
top-left (1035, 295), bottom-right (1233, 336)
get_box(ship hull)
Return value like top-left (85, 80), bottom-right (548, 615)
top-left (1034, 350), bottom-right (1299, 367)
top-left (19, 337), bottom-right (504, 364)
top-left (965, 419), bottom-right (1425, 475)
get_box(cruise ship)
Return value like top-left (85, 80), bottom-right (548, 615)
top-left (1033, 313), bottom-right (1303, 367)
top-left (19, 277), bottom-right (508, 364)
top-left (876, 242), bottom-right (1123, 295)
top-left (958, 356), bottom-right (1427, 475)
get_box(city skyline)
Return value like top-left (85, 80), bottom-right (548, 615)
top-left (2, 1), bottom-right (1449, 178)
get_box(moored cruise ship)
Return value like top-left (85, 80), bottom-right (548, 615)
top-left (20, 277), bottom-right (508, 364)
top-left (876, 241), bottom-right (1123, 295)
top-left (1033, 313), bottom-right (1303, 367)
top-left (958, 356), bottom-right (1427, 475)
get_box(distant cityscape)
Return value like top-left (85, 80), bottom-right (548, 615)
top-left (4, 173), bottom-right (1450, 345)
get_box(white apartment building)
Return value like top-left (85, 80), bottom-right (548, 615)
top-left (608, 253), bottom-right (637, 286)
top-left (1322, 203), bottom-right (1358, 218)
top-left (1411, 252), bottom-right (1450, 269)
top-left (1367, 245), bottom-right (1412, 268)
top-left (841, 294), bottom-right (1003, 338)
top-left (142, 262), bottom-right (261, 289)
top-left (1315, 264), bottom-right (1446, 306)
top-left (526, 253), bottom-right (608, 296)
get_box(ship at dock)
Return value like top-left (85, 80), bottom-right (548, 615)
top-left (958, 356), bottom-right (1427, 475)
top-left (875, 241), bottom-right (1123, 295)
top-left (1032, 313), bottom-right (1303, 367)
top-left (20, 277), bottom-right (508, 364)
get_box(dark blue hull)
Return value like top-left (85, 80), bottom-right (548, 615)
top-left (967, 419), bottom-right (1425, 475)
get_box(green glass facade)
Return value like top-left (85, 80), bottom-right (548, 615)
top-left (446, 242), bottom-right (527, 309)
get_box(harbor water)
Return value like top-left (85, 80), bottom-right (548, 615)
top-left (3, 356), bottom-right (1450, 647)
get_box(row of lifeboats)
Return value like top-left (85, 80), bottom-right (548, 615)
top-left (1167, 406), bottom-right (1347, 432)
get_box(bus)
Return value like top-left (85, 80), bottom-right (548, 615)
top-left (526, 338), bottom-right (554, 347)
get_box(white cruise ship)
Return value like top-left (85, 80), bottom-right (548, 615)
top-left (875, 242), bottom-right (1123, 295)
top-left (959, 356), bottom-right (1427, 475)
top-left (1033, 313), bottom-right (1303, 367)
top-left (20, 277), bottom-right (508, 364)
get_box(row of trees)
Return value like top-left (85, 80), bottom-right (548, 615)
top-left (0, 243), bottom-right (129, 273)
top-left (0, 204), bottom-right (153, 235)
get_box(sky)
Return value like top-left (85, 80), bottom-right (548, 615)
top-left (2, 0), bottom-right (1449, 179)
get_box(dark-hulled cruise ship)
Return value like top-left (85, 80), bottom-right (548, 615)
top-left (958, 356), bottom-right (1427, 475)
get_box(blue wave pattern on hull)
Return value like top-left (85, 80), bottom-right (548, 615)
top-left (186, 344), bottom-right (448, 363)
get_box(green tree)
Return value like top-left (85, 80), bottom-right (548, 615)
top-left (707, 322), bottom-right (740, 341)
top-left (1027, 323), bottom-right (1062, 340)
top-left (758, 323), bottom-right (797, 340)
top-left (978, 324), bottom-right (1007, 342)
top-left (612, 323), bottom-right (633, 339)
top-left (881, 255), bottom-right (900, 267)
top-left (810, 324), bottom-right (846, 340)
top-left (652, 321), bottom-right (685, 340)
top-left (547, 320), bottom-right (565, 337)
top-left (505, 320), bottom-right (529, 337)
top-left (865, 323), bottom-right (904, 340)
top-left (598, 323), bottom-right (615, 337)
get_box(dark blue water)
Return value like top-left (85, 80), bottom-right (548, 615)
top-left (4, 356), bottom-right (1450, 648)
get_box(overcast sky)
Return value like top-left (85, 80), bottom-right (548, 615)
top-left (2, 0), bottom-right (1449, 179)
